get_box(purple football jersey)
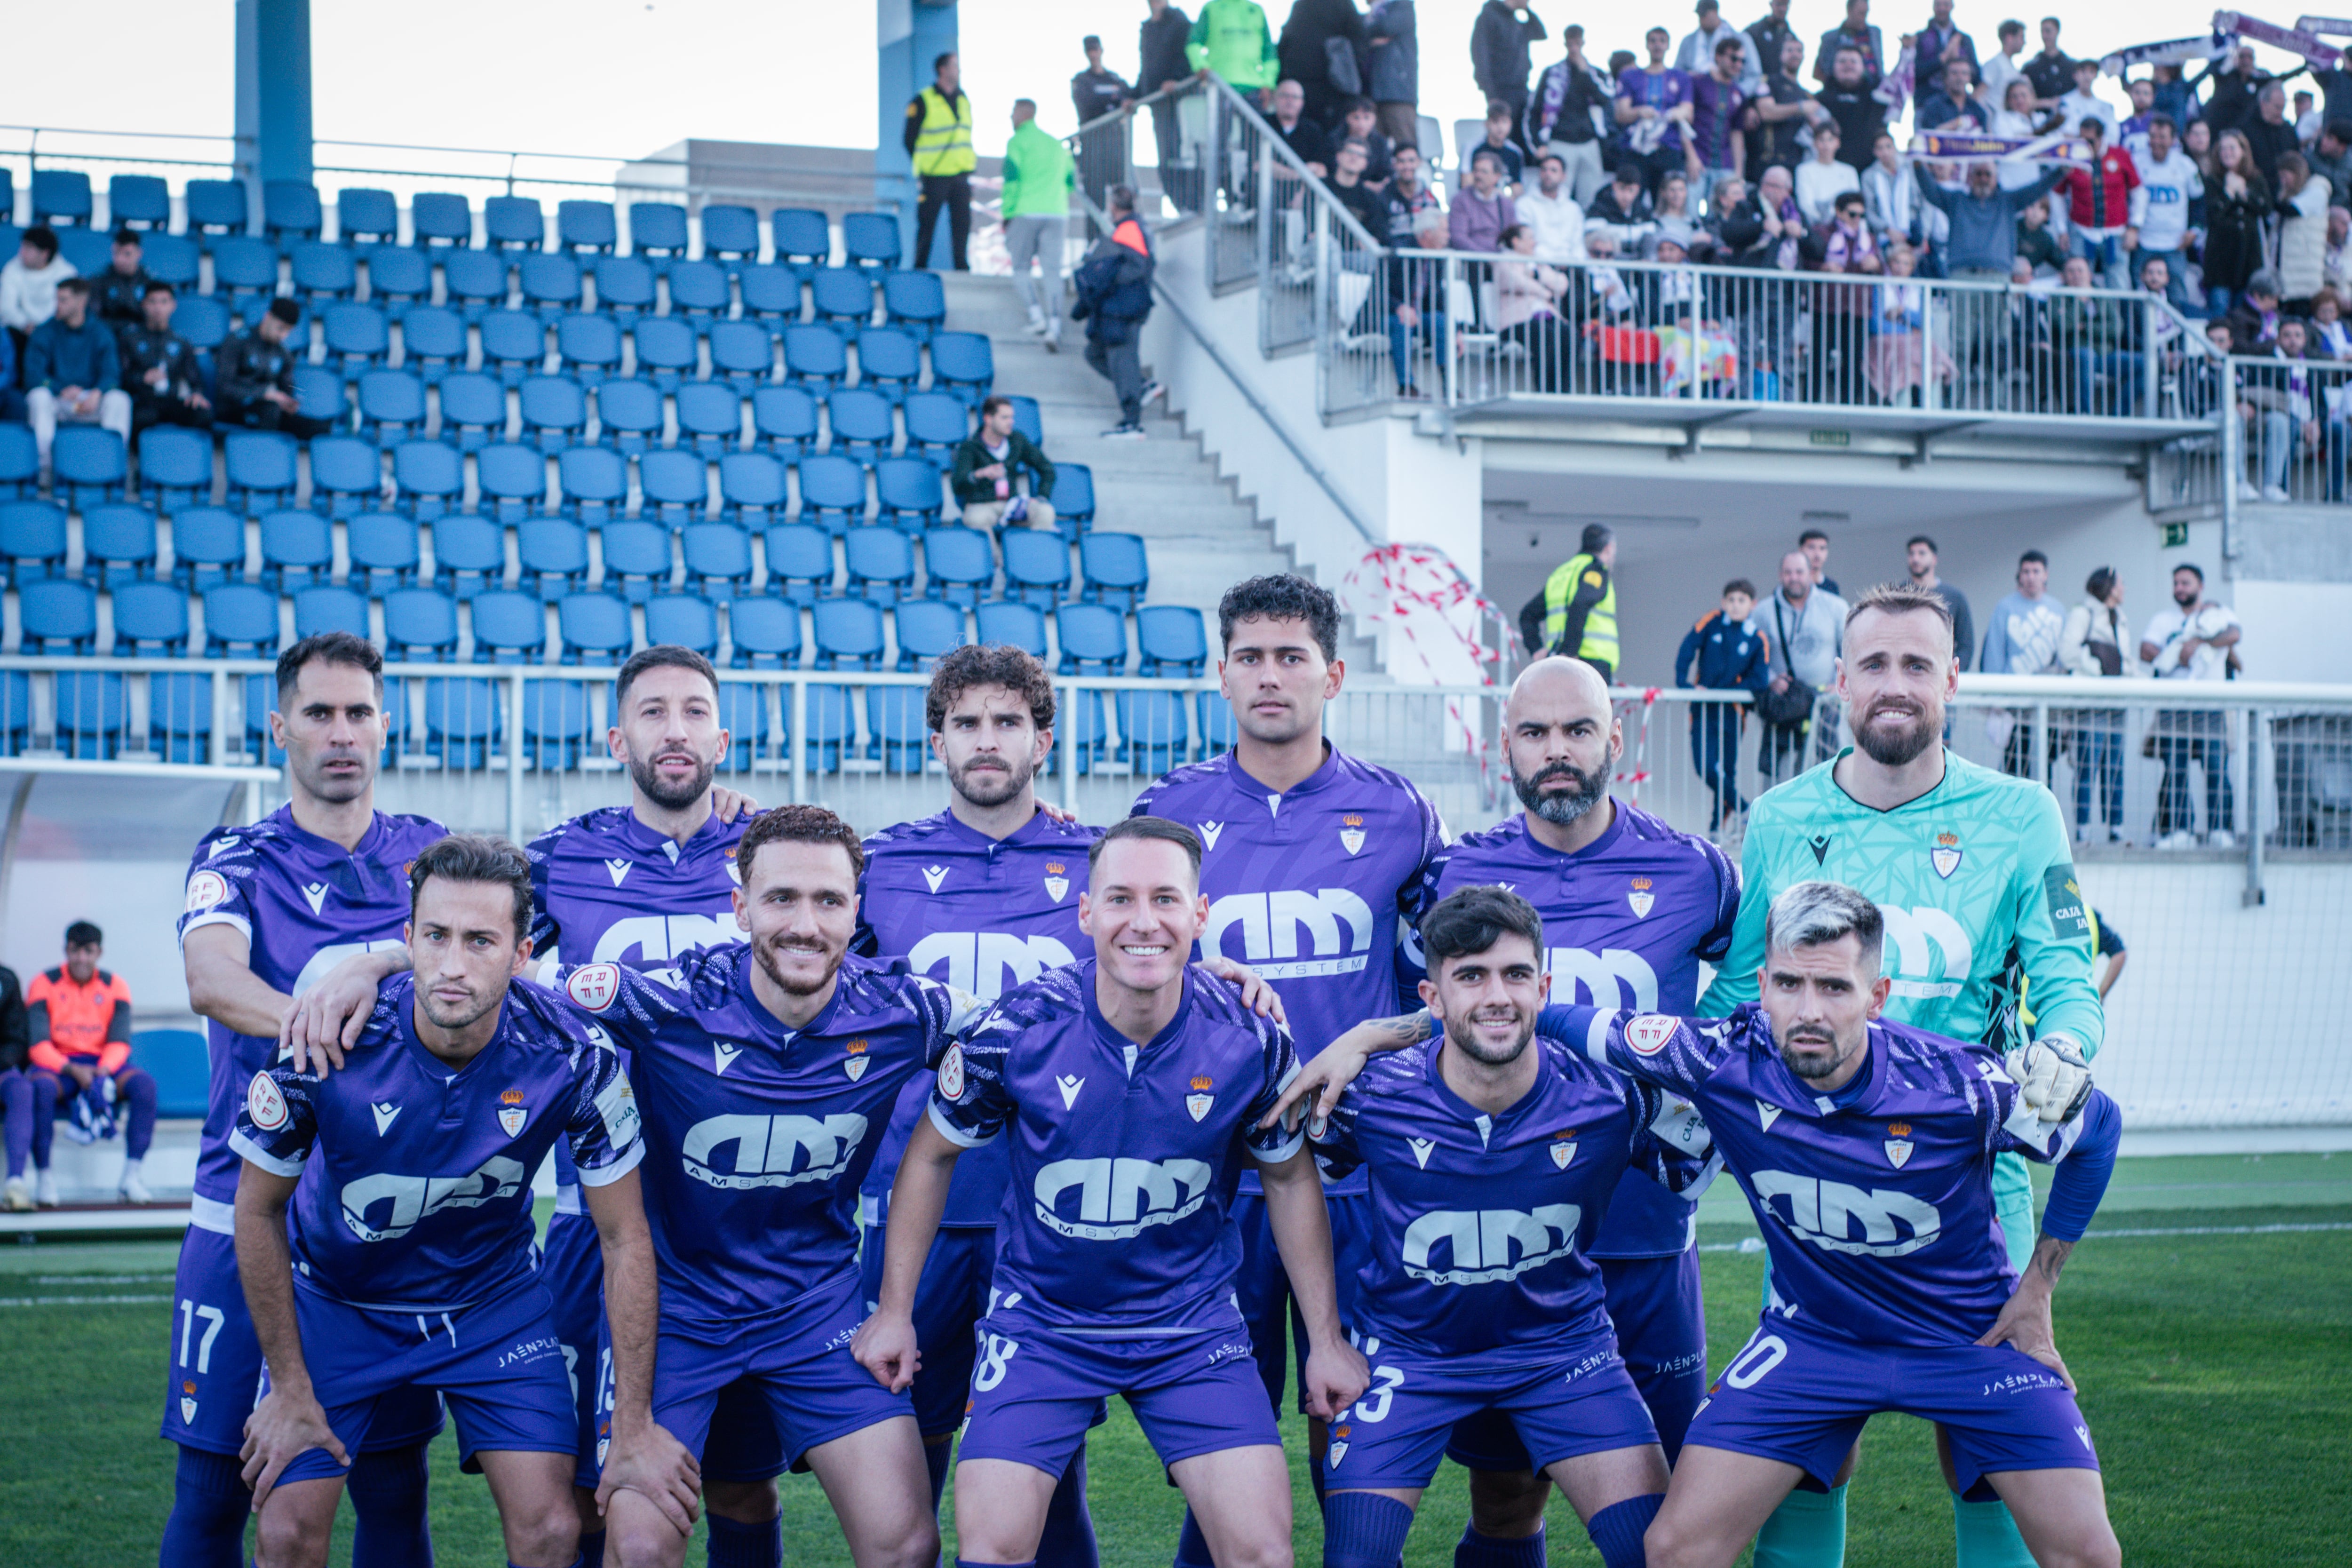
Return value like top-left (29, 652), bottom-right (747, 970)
top-left (556, 947), bottom-right (978, 1326)
top-left (856, 808), bottom-right (1104, 1227)
top-left (527, 806), bottom-right (745, 967)
top-left (176, 807), bottom-right (449, 1223)
top-left (1415, 803), bottom-right (1739, 1258)
top-left (928, 961), bottom-right (1302, 1338)
top-left (1311, 1036), bottom-right (1714, 1371)
top-left (1557, 1003), bottom-right (2121, 1349)
top-left (230, 974), bottom-right (642, 1313)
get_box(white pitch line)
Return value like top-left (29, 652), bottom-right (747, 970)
top-left (0, 1294), bottom-right (169, 1307)
top-left (26, 1274), bottom-right (174, 1285)
top-left (1699, 1219), bottom-right (2352, 1253)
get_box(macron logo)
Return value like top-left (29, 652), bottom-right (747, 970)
top-left (713, 1043), bottom-right (743, 1076)
top-left (1057, 1075), bottom-right (1085, 1109)
top-left (1199, 822), bottom-right (1225, 851)
top-left (301, 883), bottom-right (329, 915)
top-left (371, 1102), bottom-right (401, 1136)
top-left (604, 859), bottom-right (632, 887)
top-left (1408, 1138), bottom-right (1436, 1169)
top-left (922, 865), bottom-right (949, 893)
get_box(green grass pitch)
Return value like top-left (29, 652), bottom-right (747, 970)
top-left (2, 1153), bottom-right (2344, 1566)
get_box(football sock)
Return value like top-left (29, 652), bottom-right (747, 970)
top-left (576, 1530), bottom-right (605, 1568)
top-left (1036, 1448), bottom-right (1098, 1568)
top-left (707, 1512), bottom-right (781, 1568)
top-left (1454, 1520), bottom-right (1547, 1568)
top-left (1952, 1496), bottom-right (2038, 1568)
top-left (1586, 1496), bottom-right (1662, 1568)
top-left (159, 1445), bottom-right (248, 1568)
top-left (508, 1559), bottom-right (580, 1568)
top-left (924, 1438), bottom-right (954, 1509)
top-left (348, 1443), bottom-right (435, 1568)
top-left (1321, 1492), bottom-right (1414, 1568)
top-left (1752, 1481), bottom-right (1847, 1568)
top-left (1173, 1510), bottom-right (1216, 1568)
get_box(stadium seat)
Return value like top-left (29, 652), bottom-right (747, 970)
top-left (20, 579), bottom-right (97, 653)
top-left (676, 382), bottom-right (745, 458)
top-left (893, 598), bottom-right (966, 670)
top-left (135, 425), bottom-right (214, 513)
top-left (556, 445), bottom-right (629, 525)
top-left (1050, 462), bottom-right (1097, 533)
top-left (59, 226), bottom-right (112, 279)
top-left (881, 270), bottom-right (947, 343)
top-left (32, 170), bottom-right (93, 228)
top-left (866, 685), bottom-right (930, 772)
top-left (144, 233), bottom-right (202, 292)
top-left (598, 520), bottom-right (675, 602)
top-left (710, 320), bottom-right (775, 392)
top-left (725, 594), bottom-right (804, 667)
top-left (553, 312), bottom-right (623, 387)
top-left (258, 510), bottom-right (333, 591)
top-left (82, 503), bottom-right (159, 586)
top-left (667, 260), bottom-right (730, 327)
top-left (826, 389), bottom-right (896, 465)
top-left (411, 191), bottom-right (473, 249)
top-left (1198, 691), bottom-right (1239, 754)
top-left (307, 436), bottom-right (385, 518)
top-left (761, 523), bottom-right (834, 607)
top-left (1079, 533), bottom-right (1149, 611)
top-left (518, 518), bottom-right (591, 600)
top-left (801, 682), bottom-right (857, 772)
top-left (436, 370), bottom-right (510, 451)
top-left (347, 510), bottom-right (421, 593)
top-left (783, 324), bottom-right (847, 393)
top-left (810, 269), bottom-right (875, 341)
top-left (209, 237), bottom-right (280, 312)
top-left (628, 204), bottom-right (690, 270)
top-left (292, 364), bottom-right (349, 429)
top-left (522, 255), bottom-right (585, 322)
top-left (167, 507), bottom-right (247, 589)
top-left (321, 304), bottom-right (390, 376)
top-left (520, 374), bottom-right (588, 453)
top-left (637, 448), bottom-right (709, 525)
top-left (811, 597), bottom-right (886, 670)
top-left (202, 581), bottom-right (283, 656)
top-left (750, 386), bottom-right (818, 457)
top-left (520, 678), bottom-right (593, 769)
top-left (383, 587), bottom-right (461, 659)
top-left (1054, 603), bottom-right (1129, 675)
top-left (1118, 689), bottom-right (1192, 776)
top-left (111, 580), bottom-right (189, 656)
top-left (854, 327), bottom-right (922, 403)
top-left (593, 255), bottom-right (656, 323)
top-left (173, 295), bottom-right (231, 357)
top-left (631, 318), bottom-right (699, 392)
top-left (1051, 690), bottom-right (1111, 776)
top-left (557, 200), bottom-right (618, 256)
top-left (439, 247), bottom-right (508, 320)
top-left (683, 523), bottom-right (755, 602)
top-left (1008, 395), bottom-right (1045, 447)
top-left (54, 670), bottom-right (127, 758)
top-left (557, 592), bottom-right (633, 663)
top-left (920, 526), bottom-right (993, 606)
top-left (393, 439), bottom-right (466, 519)
top-left (595, 377), bottom-right (665, 456)
top-left (293, 583), bottom-right (370, 641)
top-left (928, 332), bottom-right (996, 407)
top-left (794, 453), bottom-right (866, 533)
top-left (644, 592), bottom-right (719, 655)
top-left (290, 240), bottom-right (357, 305)
top-left (0, 426), bottom-right (35, 502)
top-left (106, 175), bottom-right (167, 230)
top-left (429, 513), bottom-right (506, 598)
top-left (876, 456), bottom-right (945, 532)
top-left (183, 180), bottom-right (249, 237)
top-left (395, 305), bottom-right (466, 382)
top-left (700, 205), bottom-right (761, 270)
top-left (483, 310), bottom-right (553, 385)
top-left (478, 443), bottom-right (550, 522)
top-left (336, 188), bottom-right (399, 248)
top-left (0, 500), bottom-right (67, 584)
top-left (739, 263), bottom-right (803, 326)
top-left (772, 208), bottom-right (832, 279)
top-left (222, 431), bottom-right (295, 516)
top-left (422, 676), bottom-right (501, 767)
top-left (484, 195), bottom-right (545, 253)
top-left (358, 368), bottom-right (427, 446)
top-left (713, 680), bottom-right (771, 771)
top-left (902, 390), bottom-right (971, 457)
top-left (841, 213), bottom-right (902, 271)
top-left (975, 600), bottom-right (1048, 658)
top-left (264, 181), bottom-right (325, 250)
top-left (470, 589), bottom-right (548, 662)
top-left (1136, 605), bottom-right (1209, 677)
top-left (136, 1029), bottom-right (213, 1116)
top-left (0, 669), bottom-right (30, 755)
top-left (1001, 529), bottom-right (1070, 606)
top-left (54, 425), bottom-right (128, 508)
top-left (844, 526), bottom-right (914, 605)
top-left (717, 451), bottom-right (788, 527)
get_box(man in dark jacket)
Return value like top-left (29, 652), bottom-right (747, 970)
top-left (1072, 35), bottom-right (1136, 232)
top-left (120, 281), bottom-right (212, 437)
top-left (96, 230), bottom-right (155, 335)
top-left (1471, 0), bottom-right (1549, 154)
top-left (0, 959), bottom-right (27, 1210)
top-left (1141, 1), bottom-right (1198, 208)
top-left (1365, 0), bottom-right (1419, 148)
top-left (215, 296), bottom-right (329, 437)
top-left (952, 394), bottom-right (1058, 530)
top-left (1072, 186), bottom-right (1161, 438)
top-left (25, 279), bottom-right (132, 463)
top-left (1279, 0), bottom-right (1370, 131)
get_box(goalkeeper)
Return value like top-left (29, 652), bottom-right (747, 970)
top-left (1699, 582), bottom-right (2103, 1568)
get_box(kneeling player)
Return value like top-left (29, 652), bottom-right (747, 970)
top-left (1311, 887), bottom-right (1713, 1568)
top-left (231, 836), bottom-right (694, 1568)
top-left (857, 817), bottom-right (1370, 1568)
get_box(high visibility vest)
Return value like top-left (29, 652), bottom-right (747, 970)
top-left (913, 87), bottom-right (977, 177)
top-left (1543, 552), bottom-right (1619, 667)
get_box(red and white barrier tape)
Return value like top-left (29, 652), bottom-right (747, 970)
top-left (1339, 544), bottom-right (1517, 786)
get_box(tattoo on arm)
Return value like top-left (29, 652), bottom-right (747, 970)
top-left (1375, 1010), bottom-right (1435, 1047)
top-left (2028, 1236), bottom-right (2074, 1288)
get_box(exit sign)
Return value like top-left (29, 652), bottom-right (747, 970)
top-left (2162, 520), bottom-right (2189, 547)
top-left (1810, 429), bottom-right (1850, 447)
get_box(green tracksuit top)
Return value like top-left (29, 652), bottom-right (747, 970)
top-left (1186, 0), bottom-right (1280, 88)
top-left (1001, 120), bottom-right (1076, 219)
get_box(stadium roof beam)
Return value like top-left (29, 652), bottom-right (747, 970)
top-left (235, 0), bottom-right (313, 191)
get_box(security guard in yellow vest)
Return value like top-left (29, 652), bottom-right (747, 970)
top-left (1541, 522), bottom-right (1620, 682)
top-left (904, 51), bottom-right (977, 270)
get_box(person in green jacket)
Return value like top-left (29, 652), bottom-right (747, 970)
top-left (1002, 100), bottom-right (1078, 348)
top-left (1187, 0), bottom-right (1279, 103)
top-left (952, 395), bottom-right (1057, 531)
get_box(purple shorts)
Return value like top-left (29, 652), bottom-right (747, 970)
top-left (1232, 1189), bottom-right (1376, 1415)
top-left (272, 1280), bottom-right (572, 1487)
top-left (1331, 1337), bottom-right (1660, 1490)
top-left (956, 1317), bottom-right (1281, 1478)
top-left (859, 1220), bottom-right (999, 1440)
top-left (1690, 1322), bottom-right (2102, 1494)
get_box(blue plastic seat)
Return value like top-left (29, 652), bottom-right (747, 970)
top-left (844, 526), bottom-right (914, 605)
top-left (854, 327), bottom-right (922, 403)
top-left (592, 255), bottom-right (656, 323)
top-left (1199, 691), bottom-right (1239, 754)
top-left (644, 593), bottom-right (718, 655)
top-left (1001, 529), bottom-right (1070, 607)
top-left (294, 584), bottom-right (371, 641)
top-left (1054, 603), bottom-right (1129, 675)
top-left (865, 685), bottom-right (930, 771)
top-left (709, 321), bottom-right (774, 392)
top-left (53, 425), bottom-right (128, 508)
top-left (1008, 395), bottom-right (1045, 447)
top-left (222, 431), bottom-right (295, 516)
top-left (484, 195), bottom-right (545, 254)
top-left (209, 237), bottom-right (280, 312)
top-left (751, 386), bottom-right (819, 456)
top-left (929, 332), bottom-right (996, 407)
top-left (0, 668), bottom-right (34, 753)
top-left (321, 304), bottom-right (389, 375)
top-left (771, 208), bottom-right (832, 278)
top-left (1051, 462), bottom-right (1097, 533)
top-left (717, 452), bottom-right (788, 526)
top-left (265, 181), bottom-right (325, 250)
top-left (20, 579), bottom-right (98, 652)
top-left (439, 247), bottom-right (509, 320)
top-left (81, 503), bottom-right (158, 586)
top-left (478, 443), bottom-right (549, 521)
top-left (794, 453), bottom-right (866, 533)
top-left (637, 448), bottom-right (709, 525)
top-left (258, 510), bottom-right (333, 590)
top-left (149, 672), bottom-right (215, 762)
top-left (396, 305), bottom-right (466, 382)
top-left (410, 191), bottom-right (472, 249)
top-left (666, 260), bottom-right (731, 327)
top-left (802, 682), bottom-right (857, 772)
top-left (347, 510), bottom-right (421, 593)
top-left (683, 523), bottom-right (754, 602)
top-left (553, 313), bottom-right (623, 388)
top-left (54, 670), bottom-right (127, 758)
top-left (631, 318), bottom-right (699, 391)
top-left (384, 587), bottom-right (461, 658)
top-left (726, 595), bottom-right (803, 667)
top-left (628, 204), bottom-right (690, 270)
top-left (202, 581), bottom-right (282, 655)
top-left (881, 269), bottom-right (947, 342)
top-left (556, 445), bottom-right (629, 525)
top-left (1078, 532), bottom-right (1148, 611)
top-left (1118, 689), bottom-right (1192, 776)
top-left (598, 520), bottom-right (675, 602)
top-left (761, 523), bottom-right (834, 606)
top-left (290, 240), bottom-right (356, 304)
top-left (826, 389), bottom-right (896, 465)
top-left (521, 255), bottom-right (584, 322)
top-left (358, 369), bottom-right (427, 446)
top-left (184, 180), bottom-right (249, 237)
top-left (393, 439), bottom-right (466, 519)
top-left (783, 324), bottom-right (847, 392)
top-left (842, 213), bottom-right (902, 271)
top-left (713, 680), bottom-right (771, 771)
top-left (876, 456), bottom-right (944, 531)
top-left (557, 200), bottom-right (618, 256)
top-left (292, 364), bottom-right (348, 429)
top-left (700, 205), bottom-right (761, 269)
top-left (144, 233), bottom-right (203, 292)
top-left (1136, 605), bottom-right (1209, 677)
top-left (436, 370), bottom-right (510, 451)
top-left (32, 171), bottom-right (93, 227)
top-left (167, 507), bottom-right (247, 589)
top-left (518, 519), bottom-right (590, 600)
top-left (0, 500), bottom-right (67, 583)
top-left (739, 263), bottom-right (804, 324)
top-left (173, 296), bottom-right (232, 356)
top-left (676, 382), bottom-right (744, 458)
top-left (135, 425), bottom-right (214, 513)
top-left (307, 436), bottom-right (385, 518)
top-left (811, 598), bottom-right (886, 670)
top-left (902, 391), bottom-right (971, 457)
top-left (520, 678), bottom-right (592, 769)
top-left (810, 269), bottom-right (875, 340)
top-left (520, 374), bottom-right (588, 453)
top-left (557, 592), bottom-right (634, 663)
top-left (60, 226), bottom-right (112, 279)
top-left (892, 599), bottom-right (968, 670)
top-left (336, 188), bottom-right (400, 247)
top-left (422, 677), bottom-right (501, 766)
top-left (975, 599), bottom-right (1048, 658)
top-left (0, 426), bottom-right (34, 499)
top-left (470, 589), bottom-right (548, 661)
top-left (483, 310), bottom-right (552, 385)
top-left (595, 378), bottom-right (665, 456)
top-left (921, 526), bottom-right (993, 606)
top-left (429, 513), bottom-right (507, 598)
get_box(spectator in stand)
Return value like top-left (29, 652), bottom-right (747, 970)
top-left (0, 960), bottom-right (26, 1209)
top-left (2142, 562), bottom-right (2243, 848)
top-left (2328, 223), bottom-right (2352, 306)
top-left (1750, 32), bottom-right (1828, 178)
top-left (1720, 165), bottom-right (1804, 386)
top-left (2227, 270), bottom-right (2285, 354)
top-left (2058, 115), bottom-right (2141, 288)
top-left (1808, 191), bottom-right (1882, 402)
top-left (1676, 577), bottom-right (1771, 828)
top-left (1916, 55), bottom-right (1984, 133)
top-left (1679, 0), bottom-right (1764, 95)
top-left (1812, 0), bottom-right (1884, 83)
top-left (2275, 151), bottom-right (2334, 315)
top-left (2118, 77), bottom-right (2157, 155)
top-left (1365, 0), bottom-right (1420, 148)
top-left (1070, 36), bottom-right (1134, 228)
top-left (1140, 1), bottom-right (1197, 208)
top-left (2198, 44), bottom-right (2272, 138)
top-left (1616, 26), bottom-right (1695, 195)
top-left (1470, 0), bottom-right (1549, 156)
top-left (1906, 535), bottom-right (1974, 670)
top-left (1989, 74), bottom-right (2060, 188)
top-left (1384, 199), bottom-right (1452, 398)
top-left (215, 298), bottom-right (329, 437)
top-left (1798, 527), bottom-right (1840, 595)
top-left (1688, 34), bottom-right (1751, 208)
top-left (2148, 58), bottom-right (2196, 128)
top-left (1449, 146), bottom-right (1518, 252)
top-left (1700, 171), bottom-right (1751, 251)
top-left (1337, 99), bottom-right (1397, 187)
top-left (2056, 57), bottom-right (2119, 142)
top-left (1378, 141), bottom-right (1445, 245)
top-left (1469, 98), bottom-right (1528, 188)
top-left (95, 230), bottom-right (153, 336)
top-left (2022, 15), bottom-right (2074, 107)
top-left (1980, 548), bottom-right (2066, 779)
top-left (2200, 128), bottom-right (2273, 321)
top-left (2296, 88), bottom-right (2322, 145)
top-left (1652, 171), bottom-right (1706, 256)
top-left (1002, 99), bottom-right (1077, 351)
top-left (1187, 0), bottom-right (1280, 109)
top-left (2059, 564), bottom-right (2132, 845)
top-left (1267, 78), bottom-right (1333, 177)
top-left (1327, 136), bottom-right (1388, 247)
top-left (2243, 315), bottom-right (2320, 499)
top-left (1796, 122), bottom-right (1861, 223)
top-left (2130, 114), bottom-right (2201, 308)
top-left (2306, 120), bottom-right (2352, 207)
top-left (1518, 151), bottom-right (1588, 261)
top-left (1921, 157), bottom-right (2065, 278)
top-left (905, 51), bottom-right (976, 271)
top-left (1746, 0), bottom-right (1800, 91)
top-left (1759, 548), bottom-right (1846, 780)
top-left (25, 279), bottom-right (131, 465)
top-left (0, 921), bottom-right (154, 1209)
top-left (2014, 195), bottom-right (2065, 279)
top-left (1493, 223), bottom-right (1571, 389)
top-left (1528, 24), bottom-right (1614, 204)
top-left (1863, 130), bottom-right (1927, 252)
top-left (1817, 47), bottom-right (1888, 172)
top-left (120, 282), bottom-right (211, 438)
top-left (0, 330), bottom-right (21, 424)
top-left (954, 394), bottom-right (1057, 531)
top-left (0, 226), bottom-right (73, 369)
top-left (1979, 17), bottom-right (2028, 111)
top-left (1585, 163), bottom-right (1658, 253)
top-left (1072, 185), bottom-right (1160, 438)
top-left (2246, 82), bottom-right (2304, 189)
top-left (2309, 51), bottom-right (2352, 131)
top-left (1276, 0), bottom-right (1366, 132)
top-left (1913, 0), bottom-right (1978, 88)
top-left (2312, 287), bottom-right (2352, 358)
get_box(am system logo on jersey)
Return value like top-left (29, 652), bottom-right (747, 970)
top-left (1032, 1155), bottom-right (1215, 1239)
top-left (844, 1039), bottom-right (869, 1081)
top-left (1401, 1204), bottom-right (1582, 1285)
top-left (1749, 1170), bottom-right (1941, 1256)
top-left (496, 1089), bottom-right (527, 1138)
top-left (1204, 888), bottom-right (1376, 979)
top-left (1340, 814), bottom-right (1367, 855)
top-left (1185, 1075), bottom-right (1215, 1121)
top-left (371, 1101), bottom-right (402, 1136)
top-left (1044, 862), bottom-right (1071, 902)
top-left (682, 1113), bottom-right (869, 1190)
top-left (1408, 1137), bottom-right (1436, 1168)
top-left (1057, 1074), bottom-right (1085, 1109)
top-left (1548, 947), bottom-right (1661, 1011)
top-left (1880, 906), bottom-right (1974, 1000)
top-left (908, 931), bottom-right (1079, 998)
top-left (1756, 1099), bottom-right (1783, 1131)
top-left (712, 1042), bottom-right (743, 1076)
top-left (339, 1155), bottom-right (527, 1242)
top-left (1931, 833), bottom-right (1963, 879)
top-left (1628, 877), bottom-right (1655, 918)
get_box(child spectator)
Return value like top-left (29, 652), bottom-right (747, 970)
top-left (1676, 578), bottom-right (1771, 828)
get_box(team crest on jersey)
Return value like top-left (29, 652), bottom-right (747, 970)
top-left (566, 963), bottom-right (622, 1013)
top-left (1628, 876), bottom-right (1655, 918)
top-left (1328, 1425), bottom-right (1350, 1467)
top-left (604, 858), bottom-right (632, 887)
top-left (922, 865), bottom-right (949, 893)
top-left (1199, 821), bottom-right (1225, 851)
top-left (1044, 862), bottom-right (1070, 903)
top-left (1550, 1132), bottom-right (1578, 1169)
top-left (1186, 1075), bottom-right (1215, 1122)
top-left (1884, 1121), bottom-right (1914, 1168)
top-left (845, 1039), bottom-right (870, 1081)
top-left (183, 870), bottom-right (229, 913)
top-left (180, 1378), bottom-right (198, 1423)
top-left (939, 1045), bottom-right (967, 1100)
top-left (1339, 814), bottom-right (1366, 856)
top-left (723, 847), bottom-right (741, 886)
top-left (498, 1089), bottom-right (527, 1137)
top-left (246, 1072), bottom-right (288, 1131)
top-left (1931, 833), bottom-right (1963, 880)
top-left (1624, 1014), bottom-right (1677, 1056)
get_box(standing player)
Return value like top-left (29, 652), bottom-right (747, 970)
top-left (1129, 574), bottom-right (1445, 1567)
top-left (232, 834), bottom-right (692, 1568)
top-left (1698, 584), bottom-right (2104, 1568)
top-left (167, 633), bottom-right (445, 1568)
top-left (856, 818), bottom-right (1369, 1568)
top-left (1314, 887), bottom-right (1710, 1568)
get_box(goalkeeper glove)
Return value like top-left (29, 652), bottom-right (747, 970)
top-left (2006, 1031), bottom-right (2092, 1125)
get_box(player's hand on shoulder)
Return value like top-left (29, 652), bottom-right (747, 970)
top-left (239, 1385), bottom-right (347, 1506)
top-left (1200, 955), bottom-right (1287, 1026)
top-left (1036, 799), bottom-right (1081, 825)
top-left (851, 1308), bottom-right (922, 1394)
top-left (281, 947), bottom-right (403, 1076)
top-left (596, 1417), bottom-right (702, 1533)
top-left (1299, 1335), bottom-right (1371, 1420)
top-left (710, 784), bottom-right (762, 823)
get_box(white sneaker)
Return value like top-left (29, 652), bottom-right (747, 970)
top-left (2156, 830), bottom-right (2195, 850)
top-left (35, 1170), bottom-right (59, 1208)
top-left (1099, 422), bottom-right (1146, 440)
top-left (1, 1176), bottom-right (30, 1212)
top-left (2262, 484), bottom-right (2291, 502)
top-left (119, 1170), bottom-right (152, 1206)
top-left (1024, 308), bottom-right (1047, 335)
top-left (1140, 379), bottom-right (1167, 407)
top-left (2208, 828), bottom-right (2236, 849)
top-left (2238, 480), bottom-right (2262, 500)
top-left (1041, 329), bottom-right (1060, 354)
